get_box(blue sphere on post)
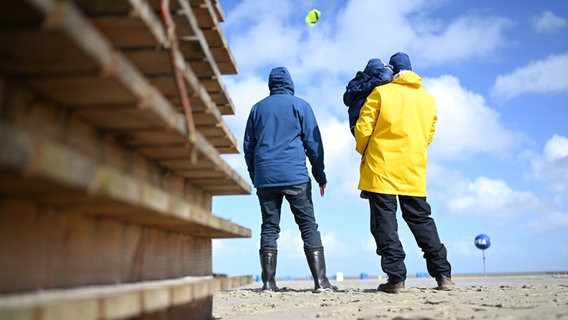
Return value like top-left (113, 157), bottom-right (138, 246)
top-left (475, 234), bottom-right (490, 250)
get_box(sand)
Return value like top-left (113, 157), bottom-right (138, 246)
top-left (213, 273), bottom-right (568, 319)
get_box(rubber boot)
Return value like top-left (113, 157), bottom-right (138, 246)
top-left (259, 247), bottom-right (278, 291)
top-left (304, 246), bottom-right (338, 292)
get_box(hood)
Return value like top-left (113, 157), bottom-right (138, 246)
top-left (392, 70), bottom-right (422, 89)
top-left (364, 58), bottom-right (391, 78)
top-left (268, 67), bottom-right (295, 95)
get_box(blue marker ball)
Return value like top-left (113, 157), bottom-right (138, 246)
top-left (475, 234), bottom-right (491, 250)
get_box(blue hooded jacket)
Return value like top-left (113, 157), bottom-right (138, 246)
top-left (243, 67), bottom-right (327, 188)
top-left (343, 59), bottom-right (393, 135)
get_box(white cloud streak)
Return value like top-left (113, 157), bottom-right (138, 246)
top-left (425, 75), bottom-right (522, 161)
top-left (530, 135), bottom-right (568, 200)
top-left (446, 177), bottom-right (539, 223)
top-left (533, 11), bottom-right (568, 33)
top-left (491, 52), bottom-right (568, 101)
top-left (222, 0), bottom-right (512, 78)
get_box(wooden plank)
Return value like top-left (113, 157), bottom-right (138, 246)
top-left (0, 1), bottom-right (118, 76)
top-left (71, 0), bottom-right (131, 15)
top-left (75, 107), bottom-right (169, 130)
top-left (0, 275), bottom-right (253, 320)
top-left (29, 75), bottom-right (140, 106)
top-left (0, 123), bottom-right (251, 229)
top-left (0, 30), bottom-right (100, 75)
top-left (192, 3), bottom-right (215, 28)
top-left (187, 59), bottom-right (214, 76)
top-left (147, 75), bottom-right (178, 96)
top-left (178, 38), bottom-right (206, 60)
top-left (0, 1), bottom-right (45, 27)
top-left (90, 16), bottom-right (160, 48)
top-left (140, 147), bottom-right (201, 164)
top-left (124, 50), bottom-right (173, 74)
top-left (174, 0), bottom-right (237, 112)
top-left (0, 202), bottom-right (47, 294)
top-left (0, 201), bottom-right (250, 292)
top-left (89, 0), bottom-right (168, 48)
top-left (117, 130), bottom-right (188, 147)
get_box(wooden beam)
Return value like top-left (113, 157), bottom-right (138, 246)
top-left (0, 123), bottom-right (252, 230)
top-left (0, 275), bottom-right (252, 320)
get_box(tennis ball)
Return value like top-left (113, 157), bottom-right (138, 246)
top-left (305, 9), bottom-right (321, 27)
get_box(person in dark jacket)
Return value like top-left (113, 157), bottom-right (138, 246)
top-left (343, 58), bottom-right (393, 200)
top-left (343, 58), bottom-right (393, 135)
top-left (243, 66), bottom-right (337, 293)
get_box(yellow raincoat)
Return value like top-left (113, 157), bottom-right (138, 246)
top-left (354, 71), bottom-right (437, 196)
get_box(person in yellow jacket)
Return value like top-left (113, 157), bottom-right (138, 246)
top-left (355, 52), bottom-right (453, 293)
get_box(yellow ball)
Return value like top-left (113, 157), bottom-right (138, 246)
top-left (305, 9), bottom-right (321, 27)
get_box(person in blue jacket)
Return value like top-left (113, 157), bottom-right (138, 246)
top-left (343, 58), bottom-right (393, 135)
top-left (244, 66), bottom-right (337, 293)
top-left (343, 59), bottom-right (393, 199)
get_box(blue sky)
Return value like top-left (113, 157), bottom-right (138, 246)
top-left (212, 0), bottom-right (568, 279)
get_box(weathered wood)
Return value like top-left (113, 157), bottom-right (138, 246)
top-left (89, 0), bottom-right (168, 48)
top-left (0, 123), bottom-right (251, 226)
top-left (0, 201), bottom-right (248, 292)
top-left (0, 0), bottom-right (253, 318)
top-left (0, 275), bottom-right (252, 320)
top-left (189, 0), bottom-right (237, 75)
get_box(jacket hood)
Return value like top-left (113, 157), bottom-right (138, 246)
top-left (268, 67), bottom-right (295, 95)
top-left (392, 70), bottom-right (422, 89)
top-left (364, 58), bottom-right (391, 78)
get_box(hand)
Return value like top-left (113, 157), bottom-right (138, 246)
top-left (319, 183), bottom-right (326, 197)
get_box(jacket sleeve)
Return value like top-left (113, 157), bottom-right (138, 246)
top-left (355, 87), bottom-right (380, 155)
top-left (243, 110), bottom-right (256, 182)
top-left (301, 103), bottom-right (327, 185)
top-left (427, 113), bottom-right (437, 146)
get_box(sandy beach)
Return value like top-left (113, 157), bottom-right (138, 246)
top-left (213, 273), bottom-right (568, 319)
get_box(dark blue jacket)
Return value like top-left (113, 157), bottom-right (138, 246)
top-left (244, 67), bottom-right (326, 188)
top-left (343, 59), bottom-right (393, 135)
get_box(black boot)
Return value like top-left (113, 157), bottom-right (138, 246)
top-left (259, 247), bottom-right (278, 291)
top-left (304, 246), bottom-right (338, 292)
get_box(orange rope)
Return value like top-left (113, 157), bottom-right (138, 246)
top-left (160, 0), bottom-right (196, 136)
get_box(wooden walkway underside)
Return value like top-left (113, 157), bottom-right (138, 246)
top-left (0, 275), bottom-right (251, 320)
top-left (0, 0), bottom-right (249, 195)
top-left (0, 0), bottom-right (253, 318)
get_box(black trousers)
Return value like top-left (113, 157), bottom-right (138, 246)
top-left (368, 193), bottom-right (451, 283)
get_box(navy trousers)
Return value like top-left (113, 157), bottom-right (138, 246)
top-left (257, 182), bottom-right (323, 249)
top-left (368, 193), bottom-right (451, 283)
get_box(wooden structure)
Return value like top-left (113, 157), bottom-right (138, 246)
top-left (0, 0), bottom-right (252, 318)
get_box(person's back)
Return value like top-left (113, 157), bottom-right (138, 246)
top-left (354, 52), bottom-right (452, 294)
top-left (355, 69), bottom-right (436, 196)
top-left (243, 67), bottom-right (335, 293)
top-left (244, 67), bottom-right (325, 188)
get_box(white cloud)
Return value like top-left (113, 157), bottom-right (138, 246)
top-left (451, 237), bottom-right (477, 257)
top-left (446, 177), bottom-right (539, 223)
top-left (526, 211), bottom-right (568, 231)
top-left (491, 52), bottom-right (568, 100)
top-left (527, 210), bottom-right (568, 231)
top-left (533, 11), bottom-right (568, 33)
top-left (240, 229), bottom-right (344, 260)
top-left (221, 1), bottom-right (303, 71)
top-left (425, 75), bottom-right (522, 160)
top-left (530, 135), bottom-right (568, 199)
top-left (277, 229), bottom-right (305, 259)
top-left (222, 0), bottom-right (512, 78)
top-left (318, 118), bottom-right (361, 197)
top-left (413, 15), bottom-right (512, 65)
top-left (222, 74), bottom-right (267, 140)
